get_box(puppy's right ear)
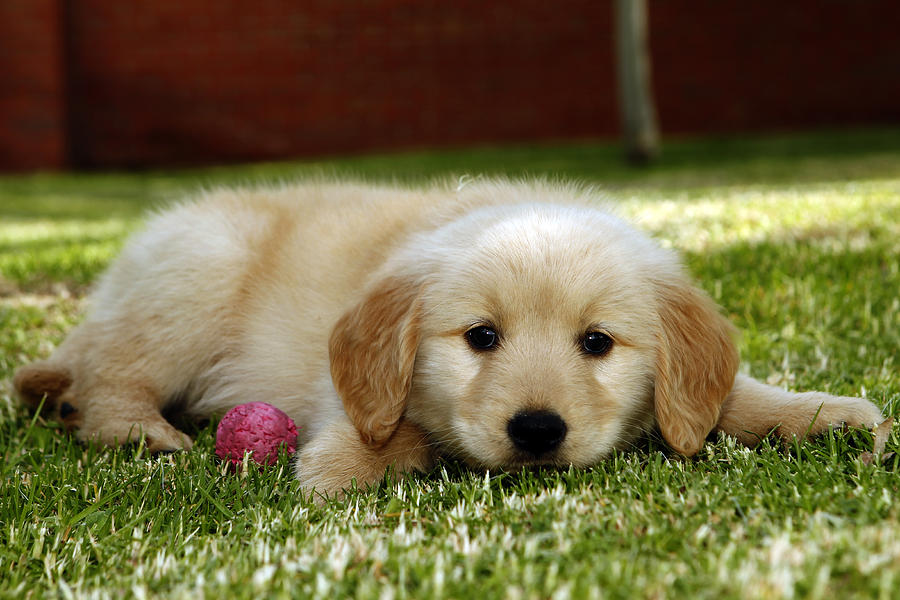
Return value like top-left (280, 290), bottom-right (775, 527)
top-left (13, 362), bottom-right (73, 409)
top-left (329, 276), bottom-right (423, 447)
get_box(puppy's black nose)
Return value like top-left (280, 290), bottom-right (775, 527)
top-left (507, 410), bottom-right (567, 456)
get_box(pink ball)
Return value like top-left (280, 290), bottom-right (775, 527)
top-left (215, 402), bottom-right (298, 466)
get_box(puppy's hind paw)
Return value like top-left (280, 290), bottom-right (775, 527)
top-left (145, 430), bottom-right (194, 453)
top-left (79, 419), bottom-right (193, 453)
top-left (13, 362), bottom-right (73, 411)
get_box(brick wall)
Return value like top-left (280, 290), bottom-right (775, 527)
top-left (0, 0), bottom-right (67, 170)
top-left (651, 1), bottom-right (900, 133)
top-left (2, 0), bottom-right (899, 170)
top-left (65, 0), bottom-right (617, 167)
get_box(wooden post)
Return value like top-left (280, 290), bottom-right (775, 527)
top-left (615, 0), bottom-right (660, 164)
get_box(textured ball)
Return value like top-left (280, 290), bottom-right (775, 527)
top-left (215, 402), bottom-right (298, 466)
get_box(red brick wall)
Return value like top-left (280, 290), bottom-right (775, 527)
top-left (0, 0), bottom-right (67, 170)
top-left (65, 0), bottom-right (617, 167)
top-left (2, 1), bottom-right (899, 170)
top-left (651, 1), bottom-right (900, 133)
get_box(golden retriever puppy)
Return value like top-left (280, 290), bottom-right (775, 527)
top-left (13, 179), bottom-right (884, 495)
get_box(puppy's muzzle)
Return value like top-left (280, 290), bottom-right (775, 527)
top-left (507, 410), bottom-right (567, 456)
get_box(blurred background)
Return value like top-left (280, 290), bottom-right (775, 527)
top-left (2, 0), bottom-right (899, 172)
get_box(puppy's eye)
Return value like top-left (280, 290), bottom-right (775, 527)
top-left (582, 331), bottom-right (613, 356)
top-left (466, 326), bottom-right (498, 351)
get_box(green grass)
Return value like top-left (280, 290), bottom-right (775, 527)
top-left (2, 128), bottom-right (900, 599)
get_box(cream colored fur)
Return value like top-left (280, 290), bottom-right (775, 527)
top-left (13, 179), bottom-right (884, 496)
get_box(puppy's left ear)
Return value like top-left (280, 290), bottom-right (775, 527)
top-left (654, 279), bottom-right (739, 456)
top-left (329, 276), bottom-right (423, 447)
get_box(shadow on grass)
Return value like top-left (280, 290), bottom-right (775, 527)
top-left (0, 233), bottom-right (126, 256)
top-left (2, 128), bottom-right (900, 219)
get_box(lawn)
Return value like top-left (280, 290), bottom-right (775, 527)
top-left (2, 129), bottom-right (900, 599)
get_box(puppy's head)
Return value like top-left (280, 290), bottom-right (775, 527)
top-left (330, 195), bottom-right (738, 468)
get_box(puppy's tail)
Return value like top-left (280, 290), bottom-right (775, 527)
top-left (716, 373), bottom-right (886, 446)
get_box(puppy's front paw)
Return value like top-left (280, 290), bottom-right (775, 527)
top-left (295, 418), bottom-right (435, 499)
top-left (775, 391), bottom-right (884, 441)
top-left (719, 374), bottom-right (886, 447)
